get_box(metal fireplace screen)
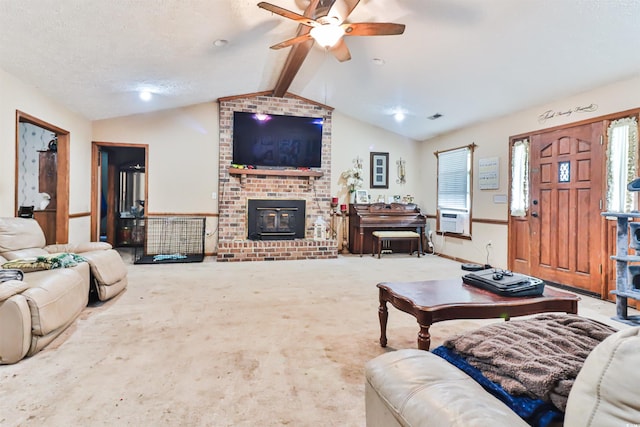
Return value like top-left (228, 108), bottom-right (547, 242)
top-left (134, 217), bottom-right (206, 264)
top-left (247, 199), bottom-right (306, 240)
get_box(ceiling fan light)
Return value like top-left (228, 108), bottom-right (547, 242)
top-left (310, 24), bottom-right (345, 48)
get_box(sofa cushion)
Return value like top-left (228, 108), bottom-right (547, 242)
top-left (564, 327), bottom-right (640, 427)
top-left (21, 267), bottom-right (89, 336)
top-left (0, 218), bottom-right (46, 254)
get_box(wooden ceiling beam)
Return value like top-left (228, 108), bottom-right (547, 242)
top-left (271, 0), bottom-right (321, 98)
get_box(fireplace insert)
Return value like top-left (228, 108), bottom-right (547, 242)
top-left (247, 199), bottom-right (306, 240)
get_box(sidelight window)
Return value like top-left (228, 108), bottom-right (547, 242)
top-left (606, 117), bottom-right (638, 212)
top-left (510, 139), bottom-right (530, 217)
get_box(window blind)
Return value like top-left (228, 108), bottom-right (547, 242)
top-left (437, 147), bottom-right (470, 211)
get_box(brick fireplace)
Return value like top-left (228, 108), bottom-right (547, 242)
top-left (217, 93), bottom-right (338, 262)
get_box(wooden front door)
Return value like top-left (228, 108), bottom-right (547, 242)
top-left (528, 122), bottom-right (605, 295)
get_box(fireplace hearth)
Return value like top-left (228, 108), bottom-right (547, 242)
top-left (247, 199), bottom-right (306, 241)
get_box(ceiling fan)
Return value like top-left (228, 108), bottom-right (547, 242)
top-left (258, 0), bottom-right (405, 97)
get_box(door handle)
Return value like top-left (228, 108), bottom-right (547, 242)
top-left (531, 212), bottom-right (539, 218)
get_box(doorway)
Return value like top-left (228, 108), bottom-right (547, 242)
top-left (509, 111), bottom-right (640, 301)
top-left (15, 111), bottom-right (70, 244)
top-left (91, 142), bottom-right (148, 246)
top-left (527, 122), bottom-right (605, 295)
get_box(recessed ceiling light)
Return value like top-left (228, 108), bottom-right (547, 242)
top-left (139, 91), bottom-right (152, 101)
top-left (394, 112), bottom-right (405, 122)
top-left (372, 58), bottom-right (385, 65)
top-left (213, 39), bottom-right (229, 47)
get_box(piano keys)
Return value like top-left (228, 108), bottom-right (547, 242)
top-left (348, 203), bottom-right (428, 256)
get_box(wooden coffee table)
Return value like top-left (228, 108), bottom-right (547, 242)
top-left (378, 279), bottom-right (580, 350)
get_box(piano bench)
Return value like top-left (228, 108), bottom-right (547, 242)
top-left (372, 231), bottom-right (421, 259)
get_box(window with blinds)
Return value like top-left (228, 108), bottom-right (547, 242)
top-left (436, 145), bottom-right (473, 236)
top-left (437, 146), bottom-right (471, 211)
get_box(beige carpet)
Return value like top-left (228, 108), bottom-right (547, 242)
top-left (0, 254), bottom-right (636, 427)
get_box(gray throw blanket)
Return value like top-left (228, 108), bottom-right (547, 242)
top-left (443, 314), bottom-right (616, 411)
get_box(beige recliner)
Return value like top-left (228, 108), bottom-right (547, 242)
top-left (0, 217), bottom-right (128, 364)
top-left (1, 217), bottom-right (128, 302)
top-left (45, 242), bottom-right (128, 301)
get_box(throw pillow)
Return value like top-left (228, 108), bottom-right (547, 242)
top-left (2, 252), bottom-right (88, 272)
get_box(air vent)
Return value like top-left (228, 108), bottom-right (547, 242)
top-left (427, 113), bottom-right (443, 120)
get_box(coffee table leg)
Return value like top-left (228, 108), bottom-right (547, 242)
top-left (378, 300), bottom-right (388, 347)
top-left (417, 324), bottom-right (431, 351)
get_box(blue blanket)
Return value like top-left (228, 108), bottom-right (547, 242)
top-left (432, 346), bottom-right (563, 427)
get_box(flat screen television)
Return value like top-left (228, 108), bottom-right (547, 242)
top-left (232, 111), bottom-right (323, 168)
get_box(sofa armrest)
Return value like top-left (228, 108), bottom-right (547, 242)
top-left (365, 349), bottom-right (529, 427)
top-left (0, 294), bottom-right (31, 364)
top-left (564, 327), bottom-right (640, 427)
top-left (0, 280), bottom-right (30, 302)
top-left (44, 241), bottom-right (112, 253)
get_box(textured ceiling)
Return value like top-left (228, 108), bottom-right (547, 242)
top-left (1, 0), bottom-right (640, 140)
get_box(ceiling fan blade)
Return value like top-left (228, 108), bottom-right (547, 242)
top-left (272, 0), bottom-right (321, 97)
top-left (342, 22), bottom-right (406, 36)
top-left (329, 38), bottom-right (351, 62)
top-left (327, 0), bottom-right (360, 23)
top-left (257, 2), bottom-right (319, 27)
top-left (270, 33), bottom-right (314, 49)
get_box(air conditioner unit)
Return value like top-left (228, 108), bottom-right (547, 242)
top-left (439, 211), bottom-right (466, 234)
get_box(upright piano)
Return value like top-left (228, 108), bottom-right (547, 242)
top-left (348, 203), bottom-right (428, 256)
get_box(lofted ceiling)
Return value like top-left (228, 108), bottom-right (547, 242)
top-left (1, 0), bottom-right (640, 141)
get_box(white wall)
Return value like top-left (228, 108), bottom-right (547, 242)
top-left (419, 74), bottom-right (640, 267)
top-left (0, 67), bottom-right (94, 242)
top-left (93, 102), bottom-right (220, 214)
top-left (331, 112), bottom-right (420, 204)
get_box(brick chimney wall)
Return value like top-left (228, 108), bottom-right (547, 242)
top-left (217, 94), bottom-right (338, 262)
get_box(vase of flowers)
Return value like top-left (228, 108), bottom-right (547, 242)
top-left (341, 159), bottom-right (364, 203)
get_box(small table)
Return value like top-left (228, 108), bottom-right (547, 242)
top-left (378, 279), bottom-right (580, 350)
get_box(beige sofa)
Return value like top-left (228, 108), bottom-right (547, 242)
top-left (365, 327), bottom-right (640, 427)
top-left (0, 217), bottom-right (128, 364)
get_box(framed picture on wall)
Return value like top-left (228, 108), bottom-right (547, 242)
top-left (370, 152), bottom-right (389, 189)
